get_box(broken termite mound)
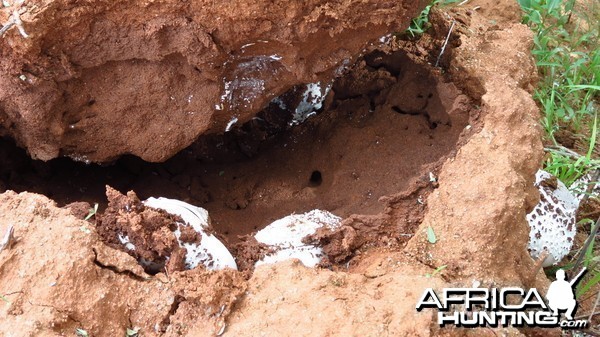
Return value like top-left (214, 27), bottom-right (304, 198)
top-left (0, 0), bottom-right (427, 163)
top-left (0, 0), bottom-right (552, 336)
top-left (0, 36), bottom-right (475, 244)
top-left (21, 36), bottom-right (478, 278)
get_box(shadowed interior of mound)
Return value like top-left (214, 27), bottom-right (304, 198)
top-left (0, 46), bottom-right (475, 251)
top-left (61, 44), bottom-right (478, 276)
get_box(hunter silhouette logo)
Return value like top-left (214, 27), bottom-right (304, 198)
top-left (415, 268), bottom-right (588, 329)
top-left (546, 268), bottom-right (586, 320)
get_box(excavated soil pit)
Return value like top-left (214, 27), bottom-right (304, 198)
top-left (0, 47), bottom-right (476, 250)
top-left (1, 2), bottom-right (556, 335)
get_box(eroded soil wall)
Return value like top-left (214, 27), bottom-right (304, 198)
top-left (0, 0), bottom-right (426, 162)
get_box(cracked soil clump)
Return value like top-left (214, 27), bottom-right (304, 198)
top-left (96, 186), bottom-right (201, 275)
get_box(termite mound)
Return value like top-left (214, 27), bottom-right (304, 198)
top-left (0, 0), bottom-right (428, 163)
top-left (0, 1), bottom-right (550, 335)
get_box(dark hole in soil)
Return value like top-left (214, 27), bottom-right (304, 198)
top-left (0, 49), bottom-right (475, 244)
top-left (309, 170), bottom-right (323, 187)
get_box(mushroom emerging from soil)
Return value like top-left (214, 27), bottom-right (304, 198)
top-left (526, 170), bottom-right (579, 267)
top-left (98, 187), bottom-right (238, 273)
top-left (104, 185), bottom-right (344, 271)
top-left (571, 171), bottom-right (600, 201)
top-left (254, 210), bottom-right (341, 267)
top-left (143, 197), bottom-right (238, 271)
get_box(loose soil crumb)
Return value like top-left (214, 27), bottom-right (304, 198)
top-left (96, 186), bottom-right (201, 274)
top-left (305, 182), bottom-right (430, 267)
top-left (229, 235), bottom-right (272, 272)
top-left (63, 201), bottom-right (92, 219)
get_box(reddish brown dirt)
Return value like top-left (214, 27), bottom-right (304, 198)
top-left (63, 201), bottom-right (92, 220)
top-left (0, 191), bottom-right (247, 336)
top-left (0, 0), bottom-right (427, 163)
top-left (0, 0), bottom-right (561, 336)
top-left (405, 3), bottom-right (544, 283)
top-left (187, 49), bottom-right (474, 240)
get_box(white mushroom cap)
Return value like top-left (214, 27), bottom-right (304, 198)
top-left (254, 210), bottom-right (341, 267)
top-left (527, 170), bottom-right (579, 267)
top-left (143, 197), bottom-right (238, 271)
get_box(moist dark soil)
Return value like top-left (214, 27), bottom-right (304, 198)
top-left (0, 47), bottom-right (477, 247)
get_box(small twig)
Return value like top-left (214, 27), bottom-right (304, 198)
top-left (435, 20), bottom-right (455, 68)
top-left (216, 322), bottom-right (226, 336)
top-left (575, 310), bottom-right (600, 320)
top-left (0, 290), bottom-right (23, 305)
top-left (584, 329), bottom-right (600, 337)
top-left (527, 250), bottom-right (549, 287)
top-left (544, 145), bottom-right (584, 159)
top-left (458, 0), bottom-right (469, 5)
top-left (12, 10), bottom-right (27, 37)
top-left (565, 0), bottom-right (575, 25)
top-left (579, 211), bottom-right (600, 224)
top-left (0, 225), bottom-right (14, 252)
top-left (589, 291), bottom-right (600, 323)
top-left (0, 21), bottom-right (14, 36)
top-left (580, 169), bottom-right (600, 206)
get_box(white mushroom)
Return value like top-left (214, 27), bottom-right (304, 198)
top-left (254, 210), bottom-right (341, 267)
top-left (527, 170), bottom-right (579, 267)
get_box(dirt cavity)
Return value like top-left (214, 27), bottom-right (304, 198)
top-left (0, 48), bottom-right (476, 246)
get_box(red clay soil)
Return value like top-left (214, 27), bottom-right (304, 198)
top-left (0, 192), bottom-right (247, 336)
top-left (0, 0), bottom-right (427, 163)
top-left (0, 0), bottom-right (561, 336)
top-left (185, 48), bottom-right (475, 240)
